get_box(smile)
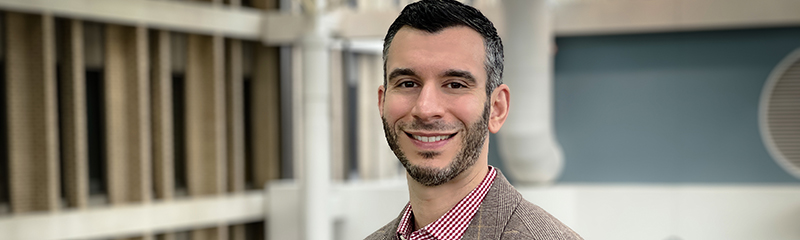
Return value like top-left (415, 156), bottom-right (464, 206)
top-left (405, 132), bottom-right (457, 143)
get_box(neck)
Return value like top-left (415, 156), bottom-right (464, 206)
top-left (406, 162), bottom-right (489, 230)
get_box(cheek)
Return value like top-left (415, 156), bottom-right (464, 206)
top-left (383, 96), bottom-right (413, 122)
top-left (450, 97), bottom-right (486, 122)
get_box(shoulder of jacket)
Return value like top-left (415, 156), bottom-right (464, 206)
top-left (364, 217), bottom-right (399, 240)
top-left (505, 200), bottom-right (584, 240)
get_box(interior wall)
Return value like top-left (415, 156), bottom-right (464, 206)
top-left (490, 27), bottom-right (800, 183)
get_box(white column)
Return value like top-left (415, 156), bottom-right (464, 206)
top-left (301, 0), bottom-right (332, 239)
top-left (498, 0), bottom-right (564, 184)
top-left (357, 54), bottom-right (399, 180)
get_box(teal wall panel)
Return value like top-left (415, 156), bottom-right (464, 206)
top-left (489, 27), bottom-right (800, 183)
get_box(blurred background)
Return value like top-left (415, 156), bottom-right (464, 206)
top-left (0, 0), bottom-right (799, 239)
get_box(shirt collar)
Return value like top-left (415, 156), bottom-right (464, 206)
top-left (396, 166), bottom-right (498, 240)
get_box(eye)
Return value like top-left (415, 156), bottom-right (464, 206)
top-left (447, 82), bottom-right (466, 89)
top-left (399, 81), bottom-right (418, 88)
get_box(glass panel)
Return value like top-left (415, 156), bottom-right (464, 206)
top-left (172, 73), bottom-right (187, 197)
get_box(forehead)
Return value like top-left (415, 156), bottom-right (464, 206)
top-left (386, 26), bottom-right (486, 80)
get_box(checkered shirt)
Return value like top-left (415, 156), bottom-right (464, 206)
top-left (396, 166), bottom-right (498, 240)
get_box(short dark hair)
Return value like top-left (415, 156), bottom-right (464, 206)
top-left (382, 0), bottom-right (504, 97)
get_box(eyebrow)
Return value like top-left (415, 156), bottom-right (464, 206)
top-left (388, 68), bottom-right (418, 83)
top-left (442, 69), bottom-right (477, 85)
top-left (388, 68), bottom-right (478, 85)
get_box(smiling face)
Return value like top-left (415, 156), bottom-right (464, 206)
top-left (379, 26), bottom-right (490, 186)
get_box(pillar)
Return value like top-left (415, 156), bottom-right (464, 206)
top-left (104, 24), bottom-right (152, 204)
top-left (185, 34), bottom-right (226, 197)
top-left (499, 0), bottom-right (564, 184)
top-left (185, 33), bottom-right (227, 240)
top-left (226, 38), bottom-right (245, 193)
top-left (226, 5), bottom-right (245, 240)
top-left (357, 54), bottom-right (398, 180)
top-left (192, 227), bottom-right (226, 240)
top-left (5, 12), bottom-right (59, 213)
top-left (151, 30), bottom-right (174, 201)
top-left (58, 19), bottom-right (89, 209)
top-left (249, 0), bottom-right (281, 190)
top-left (251, 45), bottom-right (281, 186)
top-left (300, 0), bottom-right (332, 238)
top-left (329, 49), bottom-right (345, 181)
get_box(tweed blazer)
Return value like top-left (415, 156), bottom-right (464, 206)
top-left (364, 170), bottom-right (582, 240)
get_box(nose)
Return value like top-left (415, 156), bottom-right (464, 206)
top-left (410, 83), bottom-right (444, 122)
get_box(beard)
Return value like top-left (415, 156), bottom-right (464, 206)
top-left (382, 101), bottom-right (490, 186)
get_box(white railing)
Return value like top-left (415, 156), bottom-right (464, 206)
top-left (2, 182), bottom-right (799, 240)
top-left (0, 191), bottom-right (265, 239)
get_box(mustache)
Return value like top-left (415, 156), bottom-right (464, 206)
top-left (398, 119), bottom-right (462, 132)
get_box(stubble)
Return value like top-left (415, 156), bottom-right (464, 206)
top-left (382, 101), bottom-right (490, 186)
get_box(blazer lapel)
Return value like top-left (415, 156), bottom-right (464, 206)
top-left (365, 204), bottom-right (406, 240)
top-left (463, 170), bottom-right (520, 239)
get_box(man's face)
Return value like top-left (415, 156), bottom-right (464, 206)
top-left (380, 26), bottom-right (490, 186)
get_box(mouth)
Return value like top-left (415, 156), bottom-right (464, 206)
top-left (405, 132), bottom-right (457, 143)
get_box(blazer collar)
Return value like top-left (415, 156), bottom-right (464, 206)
top-left (463, 169), bottom-right (520, 239)
top-left (370, 169), bottom-right (520, 240)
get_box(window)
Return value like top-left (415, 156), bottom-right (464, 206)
top-left (172, 72), bottom-right (187, 196)
top-left (86, 69), bottom-right (106, 199)
top-left (242, 41), bottom-right (255, 189)
top-left (84, 21), bottom-right (107, 205)
top-left (54, 18), bottom-right (67, 208)
top-left (171, 32), bottom-right (188, 197)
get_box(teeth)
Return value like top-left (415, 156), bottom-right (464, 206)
top-left (413, 134), bottom-right (451, 142)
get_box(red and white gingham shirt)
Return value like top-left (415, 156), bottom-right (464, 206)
top-left (396, 166), bottom-right (497, 240)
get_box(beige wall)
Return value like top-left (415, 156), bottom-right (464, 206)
top-left (0, 1), bottom-right (281, 239)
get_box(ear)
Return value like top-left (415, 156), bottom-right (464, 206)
top-left (378, 85), bottom-right (386, 118)
top-left (488, 84), bottom-right (510, 133)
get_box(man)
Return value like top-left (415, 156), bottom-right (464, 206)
top-left (366, 0), bottom-right (582, 239)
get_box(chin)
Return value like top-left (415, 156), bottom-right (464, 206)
top-left (409, 158), bottom-right (450, 170)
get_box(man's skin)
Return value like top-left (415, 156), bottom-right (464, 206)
top-left (378, 25), bottom-right (511, 230)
